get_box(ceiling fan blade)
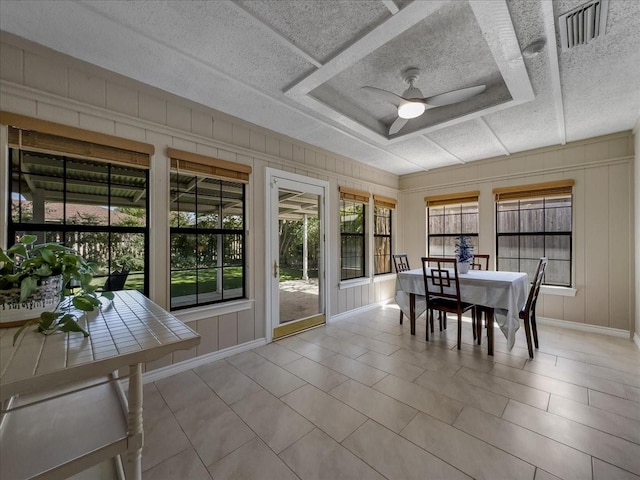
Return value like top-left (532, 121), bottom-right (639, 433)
top-left (389, 117), bottom-right (408, 135)
top-left (424, 85), bottom-right (486, 107)
top-left (361, 86), bottom-right (404, 107)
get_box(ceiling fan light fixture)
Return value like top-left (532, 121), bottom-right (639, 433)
top-left (397, 100), bottom-right (425, 119)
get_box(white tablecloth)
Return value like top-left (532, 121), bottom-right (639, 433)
top-left (396, 268), bottom-right (529, 350)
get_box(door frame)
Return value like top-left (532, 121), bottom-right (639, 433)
top-left (265, 168), bottom-right (330, 343)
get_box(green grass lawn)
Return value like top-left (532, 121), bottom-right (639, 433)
top-left (91, 266), bottom-right (316, 298)
top-left (170, 267), bottom-right (243, 297)
top-left (279, 267), bottom-right (318, 281)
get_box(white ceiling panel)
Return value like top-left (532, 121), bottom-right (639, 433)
top-left (0, 0), bottom-right (638, 176)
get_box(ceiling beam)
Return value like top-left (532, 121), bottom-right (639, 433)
top-left (468, 1), bottom-right (534, 103)
top-left (382, 1), bottom-right (399, 15)
top-left (540, 0), bottom-right (567, 145)
top-left (285, 1), bottom-right (447, 95)
top-left (477, 117), bottom-right (510, 156)
top-left (224, 1), bottom-right (323, 68)
top-left (420, 135), bottom-right (465, 165)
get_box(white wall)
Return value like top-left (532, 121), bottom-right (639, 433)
top-left (399, 133), bottom-right (635, 333)
top-left (0, 39), bottom-right (401, 371)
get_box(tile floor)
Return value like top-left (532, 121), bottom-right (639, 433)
top-left (140, 305), bottom-right (640, 480)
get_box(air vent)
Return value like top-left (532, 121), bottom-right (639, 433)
top-left (558, 0), bottom-right (609, 51)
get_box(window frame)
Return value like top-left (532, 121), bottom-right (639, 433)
top-left (169, 171), bottom-right (247, 311)
top-left (373, 204), bottom-right (393, 276)
top-left (426, 192), bottom-right (479, 259)
top-left (340, 198), bottom-right (366, 281)
top-left (7, 147), bottom-right (150, 295)
top-left (495, 187), bottom-right (573, 287)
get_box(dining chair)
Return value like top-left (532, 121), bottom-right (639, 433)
top-left (103, 265), bottom-right (130, 291)
top-left (521, 257), bottom-right (548, 358)
top-left (421, 257), bottom-right (475, 348)
top-left (392, 254), bottom-right (411, 325)
top-left (470, 254), bottom-right (490, 270)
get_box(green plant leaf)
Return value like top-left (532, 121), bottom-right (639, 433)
top-left (34, 264), bottom-right (53, 277)
top-left (39, 311), bottom-right (58, 329)
top-left (101, 291), bottom-right (115, 300)
top-left (7, 244), bottom-right (28, 258)
top-left (58, 315), bottom-right (89, 337)
top-left (0, 250), bottom-right (12, 264)
top-left (19, 235), bottom-right (37, 245)
top-left (12, 321), bottom-right (35, 346)
top-left (40, 243), bottom-right (67, 251)
top-left (72, 296), bottom-right (96, 311)
top-left (40, 248), bottom-right (56, 264)
top-left (20, 276), bottom-right (38, 302)
top-left (62, 254), bottom-right (80, 266)
top-left (80, 273), bottom-right (93, 286)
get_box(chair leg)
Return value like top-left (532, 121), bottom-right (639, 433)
top-left (439, 311), bottom-right (443, 331)
top-left (476, 308), bottom-right (483, 345)
top-left (426, 310), bottom-right (431, 342)
top-left (457, 313), bottom-right (462, 349)
top-left (471, 308), bottom-right (477, 341)
top-left (531, 311), bottom-right (539, 349)
top-left (399, 309), bottom-right (403, 325)
top-left (431, 312), bottom-right (435, 334)
top-left (522, 313), bottom-right (534, 359)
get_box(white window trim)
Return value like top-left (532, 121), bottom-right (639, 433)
top-left (339, 277), bottom-right (371, 289)
top-left (539, 285), bottom-right (577, 297)
top-left (373, 273), bottom-right (396, 283)
top-left (173, 298), bottom-right (254, 323)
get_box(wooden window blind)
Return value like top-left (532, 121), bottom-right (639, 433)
top-left (493, 180), bottom-right (574, 201)
top-left (339, 186), bottom-right (370, 204)
top-left (424, 191), bottom-right (479, 207)
top-left (2, 111), bottom-right (153, 167)
top-left (373, 195), bottom-right (397, 209)
top-left (167, 148), bottom-right (252, 183)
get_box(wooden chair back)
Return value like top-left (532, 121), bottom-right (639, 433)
top-left (103, 265), bottom-right (130, 291)
top-left (420, 257), bottom-right (462, 304)
top-left (392, 254), bottom-right (411, 273)
top-left (523, 257), bottom-right (548, 315)
top-left (471, 254), bottom-right (490, 270)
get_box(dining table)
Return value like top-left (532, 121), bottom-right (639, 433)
top-left (395, 268), bottom-right (529, 355)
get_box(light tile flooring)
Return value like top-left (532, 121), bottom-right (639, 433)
top-left (140, 305), bottom-right (640, 480)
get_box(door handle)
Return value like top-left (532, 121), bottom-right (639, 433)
top-left (274, 261), bottom-right (279, 278)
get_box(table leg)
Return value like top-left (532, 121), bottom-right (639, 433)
top-left (409, 293), bottom-right (416, 335)
top-left (486, 309), bottom-right (494, 356)
top-left (126, 364), bottom-right (144, 480)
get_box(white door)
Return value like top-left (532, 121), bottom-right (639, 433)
top-left (266, 169), bottom-right (329, 341)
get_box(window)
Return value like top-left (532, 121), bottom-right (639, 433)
top-left (495, 180), bottom-right (574, 286)
top-left (339, 187), bottom-right (369, 280)
top-left (373, 195), bottom-right (396, 275)
top-left (5, 120), bottom-right (151, 294)
top-left (168, 149), bottom-right (251, 310)
top-left (426, 191), bottom-right (479, 257)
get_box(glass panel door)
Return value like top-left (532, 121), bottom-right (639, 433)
top-left (268, 171), bottom-right (326, 340)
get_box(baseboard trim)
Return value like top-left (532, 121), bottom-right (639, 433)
top-left (634, 332), bottom-right (640, 350)
top-left (536, 316), bottom-right (630, 339)
top-left (329, 298), bottom-right (394, 322)
top-left (118, 338), bottom-right (267, 389)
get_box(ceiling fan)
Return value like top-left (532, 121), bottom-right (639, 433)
top-left (361, 68), bottom-right (486, 135)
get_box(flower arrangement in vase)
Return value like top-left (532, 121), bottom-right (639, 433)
top-left (455, 235), bottom-right (474, 274)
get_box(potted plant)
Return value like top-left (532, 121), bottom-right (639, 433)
top-left (455, 235), bottom-right (474, 274)
top-left (0, 235), bottom-right (113, 343)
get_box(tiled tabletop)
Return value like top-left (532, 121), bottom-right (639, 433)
top-left (0, 290), bottom-right (200, 401)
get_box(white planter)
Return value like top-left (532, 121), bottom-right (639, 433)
top-left (0, 276), bottom-right (64, 328)
top-left (457, 261), bottom-right (471, 274)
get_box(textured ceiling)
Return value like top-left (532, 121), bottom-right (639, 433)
top-left (0, 0), bottom-right (638, 176)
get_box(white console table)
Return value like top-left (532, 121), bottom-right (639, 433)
top-left (0, 290), bottom-right (200, 479)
